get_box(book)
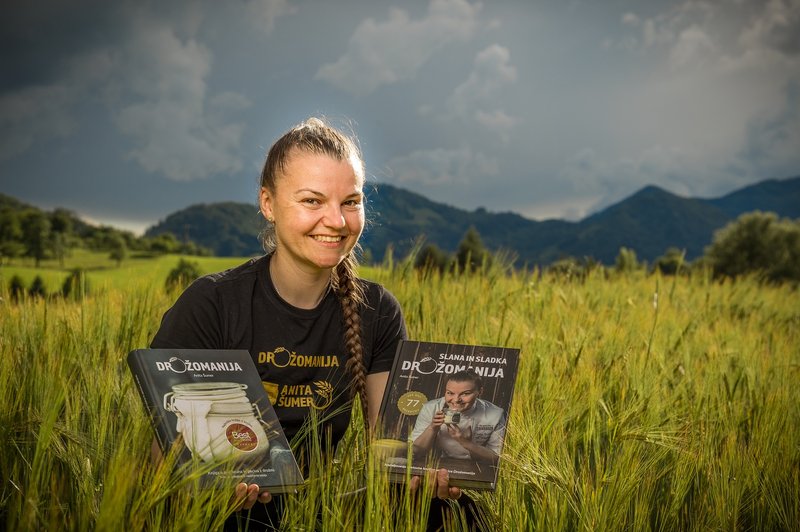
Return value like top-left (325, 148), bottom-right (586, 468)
top-left (127, 348), bottom-right (304, 493)
top-left (374, 340), bottom-right (521, 490)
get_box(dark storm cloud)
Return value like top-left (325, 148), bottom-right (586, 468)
top-left (0, 0), bottom-right (128, 91)
top-left (1, 0), bottom-right (798, 231)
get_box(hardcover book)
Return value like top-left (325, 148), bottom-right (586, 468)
top-left (374, 340), bottom-right (521, 490)
top-left (127, 348), bottom-right (304, 492)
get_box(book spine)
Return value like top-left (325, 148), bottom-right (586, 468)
top-left (128, 354), bottom-right (171, 454)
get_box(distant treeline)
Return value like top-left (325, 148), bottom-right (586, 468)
top-left (0, 193), bottom-right (210, 267)
top-left (406, 212), bottom-right (800, 284)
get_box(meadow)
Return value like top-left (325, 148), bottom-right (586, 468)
top-left (1, 253), bottom-right (798, 530)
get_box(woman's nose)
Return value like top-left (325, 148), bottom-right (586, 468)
top-left (323, 204), bottom-right (346, 228)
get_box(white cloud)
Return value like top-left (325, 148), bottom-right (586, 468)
top-left (387, 147), bottom-right (498, 187)
top-left (606, 0), bottom-right (800, 190)
top-left (558, 145), bottom-right (709, 214)
top-left (445, 44), bottom-right (518, 134)
top-left (448, 44), bottom-right (517, 112)
top-left (245, 0), bottom-right (297, 33)
top-left (669, 25), bottom-right (716, 68)
top-left (0, 5), bottom-right (252, 181)
top-left (739, 82), bottom-right (800, 175)
top-left (475, 110), bottom-right (516, 131)
top-left (315, 0), bottom-right (481, 96)
top-left (621, 12), bottom-right (640, 27)
top-left (739, 0), bottom-right (800, 56)
top-left (111, 17), bottom-right (250, 181)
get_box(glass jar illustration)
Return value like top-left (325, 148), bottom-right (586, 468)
top-left (164, 382), bottom-right (270, 463)
top-left (442, 405), bottom-right (461, 425)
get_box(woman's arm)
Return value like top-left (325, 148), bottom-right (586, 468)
top-left (366, 371), bottom-right (389, 430)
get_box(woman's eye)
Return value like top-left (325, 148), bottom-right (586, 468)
top-left (303, 198), bottom-right (321, 206)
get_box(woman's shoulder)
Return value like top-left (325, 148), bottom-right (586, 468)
top-left (187, 255), bottom-right (266, 290)
top-left (178, 255), bottom-right (267, 304)
top-left (200, 255), bottom-right (267, 284)
top-left (358, 277), bottom-right (402, 309)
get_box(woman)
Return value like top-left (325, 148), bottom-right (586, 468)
top-left (151, 118), bottom-right (462, 529)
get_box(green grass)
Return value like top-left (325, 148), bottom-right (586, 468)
top-left (1, 251), bottom-right (248, 293)
top-left (1, 255), bottom-right (799, 530)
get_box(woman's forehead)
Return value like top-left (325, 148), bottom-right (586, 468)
top-left (279, 150), bottom-right (364, 184)
top-left (446, 380), bottom-right (478, 392)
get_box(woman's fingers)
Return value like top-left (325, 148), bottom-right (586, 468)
top-left (435, 468), bottom-right (451, 499)
top-left (410, 469), bottom-right (461, 500)
top-left (233, 483), bottom-right (267, 511)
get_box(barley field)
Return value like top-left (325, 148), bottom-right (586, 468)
top-left (1, 255), bottom-right (798, 530)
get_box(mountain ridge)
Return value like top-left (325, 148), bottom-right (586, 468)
top-left (142, 175), bottom-right (800, 265)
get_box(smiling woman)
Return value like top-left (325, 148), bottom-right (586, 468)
top-left (149, 118), bottom-right (400, 530)
top-left (149, 117), bottom-right (475, 530)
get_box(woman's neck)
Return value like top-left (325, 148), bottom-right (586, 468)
top-left (269, 253), bottom-right (332, 309)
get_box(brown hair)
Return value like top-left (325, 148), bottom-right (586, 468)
top-left (259, 117), bottom-right (370, 426)
top-left (447, 369), bottom-right (483, 391)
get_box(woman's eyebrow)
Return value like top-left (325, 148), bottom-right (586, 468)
top-left (294, 188), bottom-right (324, 196)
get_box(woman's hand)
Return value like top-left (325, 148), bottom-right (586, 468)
top-left (232, 483), bottom-right (272, 511)
top-left (446, 423), bottom-right (471, 443)
top-left (409, 468), bottom-right (461, 500)
top-left (430, 410), bottom-right (445, 430)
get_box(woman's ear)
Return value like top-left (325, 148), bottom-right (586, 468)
top-left (259, 187), bottom-right (274, 222)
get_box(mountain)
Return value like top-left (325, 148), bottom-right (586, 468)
top-left (144, 175), bottom-right (800, 265)
top-left (705, 177), bottom-right (800, 218)
top-left (569, 186), bottom-right (731, 264)
top-left (145, 202), bottom-right (263, 257)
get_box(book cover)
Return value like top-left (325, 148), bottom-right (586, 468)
top-left (374, 340), bottom-right (520, 490)
top-left (127, 348), bottom-right (304, 493)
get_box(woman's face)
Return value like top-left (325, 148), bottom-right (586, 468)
top-left (260, 150), bottom-right (365, 273)
top-left (444, 379), bottom-right (480, 412)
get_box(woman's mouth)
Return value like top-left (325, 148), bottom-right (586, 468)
top-left (312, 235), bottom-right (344, 243)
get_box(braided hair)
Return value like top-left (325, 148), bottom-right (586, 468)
top-left (259, 117), bottom-right (370, 427)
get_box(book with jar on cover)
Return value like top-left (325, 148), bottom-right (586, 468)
top-left (127, 348), bottom-right (304, 493)
top-left (373, 340), bottom-right (521, 490)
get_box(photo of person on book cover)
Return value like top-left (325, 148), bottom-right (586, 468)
top-left (410, 370), bottom-right (505, 465)
top-left (376, 341), bottom-right (520, 490)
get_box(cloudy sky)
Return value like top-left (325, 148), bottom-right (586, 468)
top-left (2, 0), bottom-right (799, 234)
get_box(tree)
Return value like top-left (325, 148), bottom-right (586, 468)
top-left (414, 243), bottom-right (451, 272)
top-left (149, 232), bottom-right (182, 254)
top-left (0, 210), bottom-right (24, 264)
top-left (22, 210), bottom-right (51, 267)
top-left (705, 211), bottom-right (800, 283)
top-left (455, 226), bottom-right (491, 273)
top-left (62, 268), bottom-right (90, 301)
top-left (49, 208), bottom-right (74, 235)
top-left (8, 275), bottom-right (25, 302)
top-left (165, 259), bottom-right (202, 292)
top-left (653, 247), bottom-right (686, 275)
top-left (614, 247), bottom-right (639, 273)
top-left (29, 275), bottom-right (47, 299)
top-left (49, 208), bottom-right (75, 266)
top-left (109, 234), bottom-right (128, 266)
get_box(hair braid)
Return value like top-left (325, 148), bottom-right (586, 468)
top-left (332, 252), bottom-right (369, 432)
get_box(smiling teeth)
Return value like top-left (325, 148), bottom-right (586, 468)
top-left (313, 235), bottom-right (343, 243)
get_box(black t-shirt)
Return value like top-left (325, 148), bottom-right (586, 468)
top-left (151, 254), bottom-right (407, 443)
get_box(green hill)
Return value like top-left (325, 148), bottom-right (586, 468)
top-left (7, 175), bottom-right (797, 266)
top-left (145, 202), bottom-right (263, 257)
top-left (144, 175), bottom-right (800, 265)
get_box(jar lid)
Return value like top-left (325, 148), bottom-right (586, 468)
top-left (172, 382), bottom-right (246, 393)
top-left (209, 402), bottom-right (257, 415)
